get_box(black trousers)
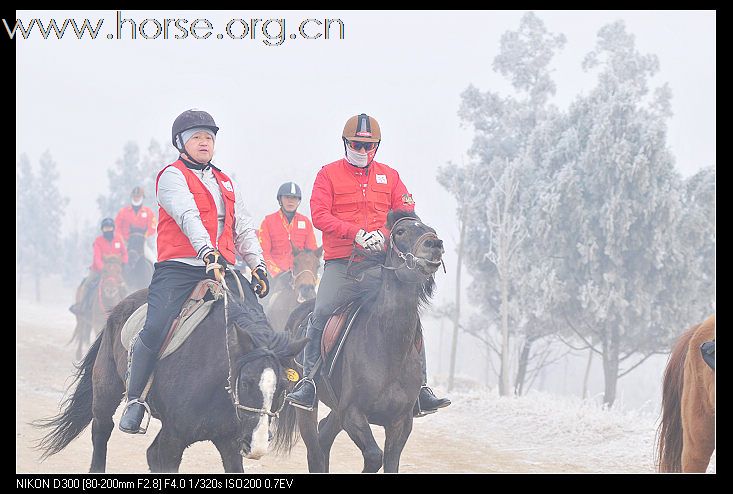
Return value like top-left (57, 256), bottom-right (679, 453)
top-left (137, 260), bottom-right (267, 351)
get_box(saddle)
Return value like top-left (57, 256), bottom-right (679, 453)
top-left (296, 302), bottom-right (424, 379)
top-left (700, 339), bottom-right (715, 370)
top-left (121, 279), bottom-right (224, 359)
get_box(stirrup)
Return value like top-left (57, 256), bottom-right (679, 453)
top-left (413, 399), bottom-right (438, 418)
top-left (286, 378), bottom-right (317, 411)
top-left (120, 398), bottom-right (152, 434)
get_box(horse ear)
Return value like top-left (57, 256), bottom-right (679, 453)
top-left (314, 245), bottom-right (323, 258)
top-left (226, 322), bottom-right (256, 367)
top-left (292, 245), bottom-right (300, 256)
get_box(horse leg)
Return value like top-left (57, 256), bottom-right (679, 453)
top-left (342, 406), bottom-right (383, 473)
top-left (297, 407), bottom-right (326, 472)
top-left (89, 349), bottom-right (125, 472)
top-left (383, 416), bottom-right (413, 473)
top-left (146, 433), bottom-right (163, 472)
top-left (212, 437), bottom-right (245, 473)
top-left (317, 411), bottom-right (343, 472)
top-left (150, 426), bottom-right (187, 473)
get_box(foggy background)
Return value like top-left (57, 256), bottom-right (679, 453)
top-left (16, 10), bottom-right (715, 412)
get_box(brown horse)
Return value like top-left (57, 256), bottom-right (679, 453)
top-left (657, 314), bottom-right (716, 472)
top-left (262, 246), bottom-right (322, 331)
top-left (70, 258), bottom-right (128, 361)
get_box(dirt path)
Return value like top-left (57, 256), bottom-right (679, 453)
top-left (15, 300), bottom-right (652, 474)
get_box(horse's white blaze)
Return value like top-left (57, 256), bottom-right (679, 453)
top-left (247, 367), bottom-right (276, 460)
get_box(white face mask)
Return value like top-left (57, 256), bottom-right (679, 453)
top-left (345, 145), bottom-right (369, 168)
top-left (131, 197), bottom-right (143, 207)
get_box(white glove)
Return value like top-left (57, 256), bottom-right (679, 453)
top-left (355, 229), bottom-right (386, 251)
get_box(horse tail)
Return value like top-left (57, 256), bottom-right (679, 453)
top-left (33, 331), bottom-right (103, 460)
top-left (271, 400), bottom-right (301, 455)
top-left (657, 324), bottom-right (698, 472)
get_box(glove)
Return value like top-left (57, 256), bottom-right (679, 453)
top-left (355, 229), bottom-right (386, 251)
top-left (202, 249), bottom-right (228, 279)
top-left (250, 263), bottom-right (269, 298)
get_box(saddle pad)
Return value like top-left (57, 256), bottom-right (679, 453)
top-left (121, 300), bottom-right (216, 359)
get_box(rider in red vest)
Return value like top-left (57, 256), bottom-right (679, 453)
top-left (258, 182), bottom-right (317, 277)
top-left (118, 109), bottom-right (272, 434)
top-left (115, 186), bottom-right (156, 244)
top-left (69, 218), bottom-right (128, 315)
top-left (285, 113), bottom-right (450, 415)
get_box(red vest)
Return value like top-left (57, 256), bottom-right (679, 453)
top-left (258, 210), bottom-right (317, 275)
top-left (155, 160), bottom-right (237, 264)
top-left (114, 205), bottom-right (156, 242)
top-left (313, 159), bottom-right (411, 260)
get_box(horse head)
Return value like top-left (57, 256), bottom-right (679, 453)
top-left (290, 245), bottom-right (323, 303)
top-left (386, 210), bottom-right (445, 283)
top-left (224, 319), bottom-right (308, 460)
top-left (100, 257), bottom-right (126, 307)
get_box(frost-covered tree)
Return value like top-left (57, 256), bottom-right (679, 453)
top-left (450, 11), bottom-right (566, 395)
top-left (97, 139), bottom-right (174, 218)
top-left (17, 151), bottom-right (68, 301)
top-left (436, 162), bottom-right (487, 391)
top-left (61, 218), bottom-right (97, 288)
top-left (17, 154), bottom-right (37, 296)
top-left (538, 21), bottom-right (689, 407)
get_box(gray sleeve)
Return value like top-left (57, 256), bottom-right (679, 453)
top-left (232, 178), bottom-right (265, 270)
top-left (157, 167), bottom-right (214, 258)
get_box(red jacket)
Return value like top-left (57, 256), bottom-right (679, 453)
top-left (155, 160), bottom-right (237, 264)
top-left (310, 158), bottom-right (415, 260)
top-left (114, 205), bottom-right (156, 242)
top-left (91, 233), bottom-right (128, 272)
top-left (258, 210), bottom-right (317, 275)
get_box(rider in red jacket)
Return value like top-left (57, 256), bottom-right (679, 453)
top-left (69, 218), bottom-right (128, 315)
top-left (285, 113), bottom-right (450, 415)
top-left (115, 186), bottom-right (156, 244)
top-left (258, 182), bottom-right (317, 277)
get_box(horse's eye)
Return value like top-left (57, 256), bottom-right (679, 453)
top-left (395, 229), bottom-right (405, 236)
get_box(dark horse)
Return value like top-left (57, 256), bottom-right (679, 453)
top-left (657, 314), bottom-right (716, 472)
top-left (35, 275), bottom-right (308, 472)
top-left (263, 246), bottom-right (323, 331)
top-left (123, 231), bottom-right (154, 292)
top-left (70, 258), bottom-right (127, 361)
top-left (279, 210), bottom-right (444, 472)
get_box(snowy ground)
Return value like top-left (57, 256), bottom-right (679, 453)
top-left (17, 297), bottom-right (715, 473)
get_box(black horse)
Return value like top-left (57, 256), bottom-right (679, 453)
top-left (279, 210), bottom-right (445, 472)
top-left (34, 278), bottom-right (308, 472)
top-left (123, 231), bottom-right (154, 292)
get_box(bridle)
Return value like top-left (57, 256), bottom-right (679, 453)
top-left (228, 347), bottom-right (287, 419)
top-left (289, 268), bottom-right (318, 291)
top-left (383, 217), bottom-right (446, 278)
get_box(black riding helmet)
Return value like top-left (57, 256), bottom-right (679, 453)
top-left (100, 217), bottom-right (115, 230)
top-left (171, 109), bottom-right (219, 151)
top-left (277, 182), bottom-right (302, 201)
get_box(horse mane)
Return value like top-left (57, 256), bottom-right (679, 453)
top-left (225, 290), bottom-right (294, 357)
top-left (334, 209), bottom-right (436, 314)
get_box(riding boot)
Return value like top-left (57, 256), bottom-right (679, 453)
top-left (414, 345), bottom-right (451, 417)
top-left (119, 337), bottom-right (158, 434)
top-left (285, 319), bottom-right (323, 411)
